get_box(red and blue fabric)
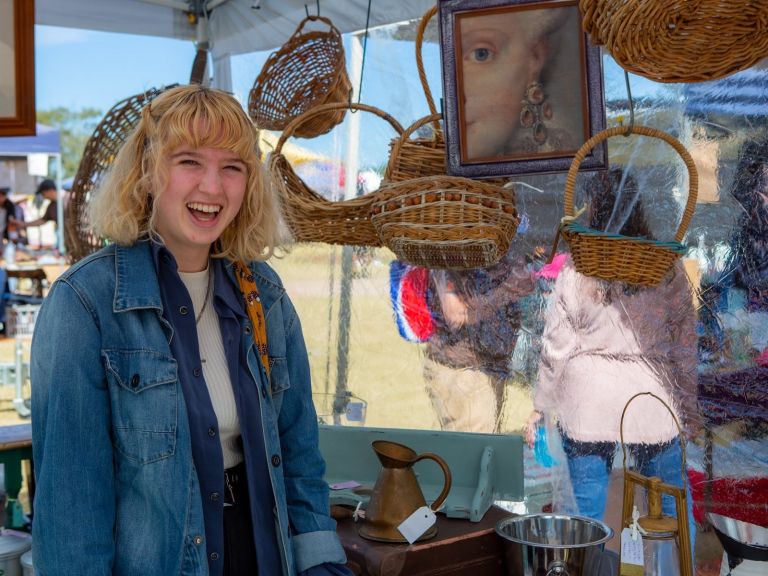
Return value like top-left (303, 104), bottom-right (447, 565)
top-left (389, 261), bottom-right (434, 343)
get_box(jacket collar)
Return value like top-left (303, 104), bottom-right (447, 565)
top-left (114, 241), bottom-right (164, 313)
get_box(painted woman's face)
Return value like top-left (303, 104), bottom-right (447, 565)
top-left (460, 12), bottom-right (546, 160)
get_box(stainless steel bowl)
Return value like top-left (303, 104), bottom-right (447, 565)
top-left (708, 512), bottom-right (768, 562)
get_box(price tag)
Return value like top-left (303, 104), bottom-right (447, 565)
top-left (620, 528), bottom-right (644, 576)
top-left (397, 506), bottom-right (436, 544)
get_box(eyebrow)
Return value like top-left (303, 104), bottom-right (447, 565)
top-left (171, 149), bottom-right (246, 164)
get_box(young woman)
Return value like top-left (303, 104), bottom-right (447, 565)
top-left (31, 85), bottom-right (352, 576)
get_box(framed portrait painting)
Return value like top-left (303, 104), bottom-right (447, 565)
top-left (0, 0), bottom-right (36, 137)
top-left (438, 0), bottom-right (606, 177)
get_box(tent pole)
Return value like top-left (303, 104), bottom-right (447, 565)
top-left (55, 154), bottom-right (65, 256)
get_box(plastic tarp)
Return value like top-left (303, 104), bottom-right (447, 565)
top-left (0, 124), bottom-right (61, 156)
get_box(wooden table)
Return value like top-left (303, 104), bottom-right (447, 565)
top-left (336, 505), bottom-right (511, 576)
top-left (0, 424), bottom-right (33, 528)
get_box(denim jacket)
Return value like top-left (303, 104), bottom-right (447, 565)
top-left (31, 241), bottom-right (345, 575)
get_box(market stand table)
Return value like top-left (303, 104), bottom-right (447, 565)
top-left (0, 424), bottom-right (33, 528)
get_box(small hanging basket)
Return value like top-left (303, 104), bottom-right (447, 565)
top-left (384, 6), bottom-right (446, 182)
top-left (248, 16), bottom-right (352, 138)
top-left (269, 102), bottom-right (403, 247)
top-left (579, 0), bottom-right (768, 83)
top-left (557, 125), bottom-right (698, 287)
top-left (371, 177), bottom-right (519, 269)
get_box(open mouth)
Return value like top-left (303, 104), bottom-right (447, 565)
top-left (187, 202), bottom-right (221, 222)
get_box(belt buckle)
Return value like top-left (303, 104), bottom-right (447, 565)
top-left (224, 470), bottom-right (236, 507)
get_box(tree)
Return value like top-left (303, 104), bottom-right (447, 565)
top-left (37, 107), bottom-right (103, 179)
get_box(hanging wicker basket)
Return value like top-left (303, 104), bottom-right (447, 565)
top-left (248, 15), bottom-right (352, 137)
top-left (371, 176), bottom-right (519, 269)
top-left (579, 0), bottom-right (768, 83)
top-left (557, 125), bottom-right (698, 286)
top-left (384, 6), bottom-right (446, 182)
top-left (66, 86), bottom-right (171, 264)
top-left (269, 102), bottom-right (404, 246)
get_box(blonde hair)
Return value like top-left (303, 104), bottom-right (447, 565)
top-left (89, 84), bottom-right (280, 262)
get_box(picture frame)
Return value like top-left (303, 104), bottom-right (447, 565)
top-left (438, 0), bottom-right (606, 177)
top-left (0, 0), bottom-right (36, 137)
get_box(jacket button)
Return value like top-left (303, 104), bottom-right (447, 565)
top-left (130, 374), bottom-right (140, 388)
top-left (179, 305), bottom-right (189, 316)
top-left (210, 492), bottom-right (220, 502)
top-left (209, 552), bottom-right (219, 561)
top-left (245, 326), bottom-right (252, 335)
top-left (193, 367), bottom-right (202, 377)
top-left (271, 454), bottom-right (281, 467)
top-left (208, 427), bottom-right (216, 437)
top-left (194, 535), bottom-right (203, 545)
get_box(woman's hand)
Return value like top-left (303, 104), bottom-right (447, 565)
top-left (524, 410), bottom-right (543, 448)
top-left (440, 292), bottom-right (469, 329)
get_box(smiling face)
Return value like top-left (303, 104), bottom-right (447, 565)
top-left (154, 146), bottom-right (247, 271)
top-left (460, 11), bottom-right (548, 160)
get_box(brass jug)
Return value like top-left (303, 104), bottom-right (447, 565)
top-left (359, 440), bottom-right (452, 543)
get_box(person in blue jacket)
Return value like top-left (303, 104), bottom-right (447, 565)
top-left (31, 85), bottom-right (352, 576)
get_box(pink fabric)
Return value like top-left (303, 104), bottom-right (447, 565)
top-left (534, 252), bottom-right (568, 280)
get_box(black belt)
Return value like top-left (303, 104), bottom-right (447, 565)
top-left (224, 461), bottom-right (247, 506)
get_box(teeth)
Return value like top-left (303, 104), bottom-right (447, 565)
top-left (187, 202), bottom-right (221, 214)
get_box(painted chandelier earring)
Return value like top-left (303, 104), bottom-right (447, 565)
top-left (520, 81), bottom-right (553, 146)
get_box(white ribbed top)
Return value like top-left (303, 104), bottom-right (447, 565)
top-left (179, 267), bottom-right (243, 469)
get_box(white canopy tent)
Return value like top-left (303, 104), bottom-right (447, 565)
top-left (36, 0), bottom-right (436, 90)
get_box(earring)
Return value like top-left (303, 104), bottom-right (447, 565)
top-left (520, 81), bottom-right (552, 146)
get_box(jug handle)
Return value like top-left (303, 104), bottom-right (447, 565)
top-left (414, 452), bottom-right (452, 512)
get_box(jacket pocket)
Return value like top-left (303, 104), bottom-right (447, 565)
top-left (269, 357), bottom-right (291, 413)
top-left (103, 349), bottom-right (178, 464)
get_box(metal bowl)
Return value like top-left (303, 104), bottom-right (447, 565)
top-left (707, 512), bottom-right (768, 562)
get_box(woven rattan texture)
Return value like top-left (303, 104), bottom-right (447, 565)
top-left (579, 0), bottom-right (768, 83)
top-left (385, 6), bottom-right (446, 183)
top-left (66, 87), bottom-right (167, 263)
top-left (371, 176), bottom-right (519, 269)
top-left (559, 125), bottom-right (699, 286)
top-left (269, 102), bottom-right (403, 246)
top-left (249, 16), bottom-right (351, 138)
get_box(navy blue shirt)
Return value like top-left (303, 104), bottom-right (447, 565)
top-left (153, 244), bottom-right (280, 576)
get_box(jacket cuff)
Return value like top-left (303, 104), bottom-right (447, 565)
top-left (293, 530), bottom-right (348, 572)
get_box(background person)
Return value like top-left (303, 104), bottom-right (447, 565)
top-left (0, 186), bottom-right (18, 247)
top-left (459, 4), bottom-right (582, 160)
top-left (31, 85), bottom-right (352, 576)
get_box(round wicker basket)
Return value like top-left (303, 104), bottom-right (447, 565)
top-left (248, 16), bottom-right (352, 137)
top-left (269, 102), bottom-right (403, 246)
top-left (579, 0), bottom-right (768, 83)
top-left (384, 6), bottom-right (446, 183)
top-left (66, 86), bottom-right (170, 263)
top-left (559, 125), bottom-right (699, 286)
top-left (371, 176), bottom-right (519, 270)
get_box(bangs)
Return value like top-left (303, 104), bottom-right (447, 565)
top-left (157, 92), bottom-right (257, 162)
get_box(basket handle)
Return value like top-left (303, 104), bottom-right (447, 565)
top-left (274, 102), bottom-right (404, 156)
top-left (293, 15), bottom-right (341, 38)
top-left (619, 392), bottom-right (687, 489)
top-left (563, 125), bottom-right (698, 243)
top-left (416, 6), bottom-right (441, 135)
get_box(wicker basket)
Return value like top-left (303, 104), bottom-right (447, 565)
top-left (248, 16), bottom-right (352, 138)
top-left (579, 0), bottom-right (768, 83)
top-left (384, 6), bottom-right (445, 182)
top-left (66, 86), bottom-right (170, 264)
top-left (371, 176), bottom-right (519, 269)
top-left (269, 102), bottom-right (404, 246)
top-left (559, 125), bottom-right (698, 286)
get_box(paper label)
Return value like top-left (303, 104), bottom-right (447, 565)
top-left (397, 505), bottom-right (436, 544)
top-left (620, 528), bottom-right (645, 576)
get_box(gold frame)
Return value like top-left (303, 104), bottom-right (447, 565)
top-left (0, 0), bottom-right (36, 136)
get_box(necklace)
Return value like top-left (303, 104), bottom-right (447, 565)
top-left (195, 268), bottom-right (214, 325)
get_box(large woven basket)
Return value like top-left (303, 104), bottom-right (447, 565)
top-left (579, 0), bottom-right (768, 83)
top-left (269, 102), bottom-right (403, 246)
top-left (248, 15), bottom-right (352, 137)
top-left (66, 86), bottom-right (170, 263)
top-left (384, 6), bottom-right (445, 182)
top-left (558, 125), bottom-right (698, 286)
top-left (371, 177), bottom-right (519, 269)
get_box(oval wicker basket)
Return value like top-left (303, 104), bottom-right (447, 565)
top-left (384, 6), bottom-right (446, 182)
top-left (579, 0), bottom-right (768, 83)
top-left (248, 15), bottom-right (352, 137)
top-left (559, 125), bottom-right (698, 286)
top-left (371, 176), bottom-right (519, 270)
top-left (66, 86), bottom-right (170, 264)
top-left (269, 102), bottom-right (404, 246)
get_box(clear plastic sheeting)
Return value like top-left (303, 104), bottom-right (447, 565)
top-left (231, 15), bottom-right (768, 572)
